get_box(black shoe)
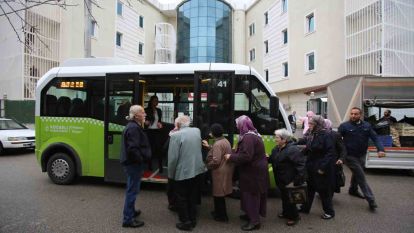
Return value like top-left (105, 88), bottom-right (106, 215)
top-left (369, 200), bottom-right (378, 211)
top-left (239, 214), bottom-right (249, 221)
top-left (122, 219), bottom-right (144, 228)
top-left (349, 190), bottom-right (365, 199)
top-left (211, 211), bottom-right (228, 222)
top-left (278, 213), bottom-right (286, 219)
top-left (176, 222), bottom-right (193, 231)
top-left (286, 218), bottom-right (300, 226)
top-left (241, 222), bottom-right (261, 231)
top-left (168, 204), bottom-right (177, 212)
top-left (133, 209), bottom-right (141, 218)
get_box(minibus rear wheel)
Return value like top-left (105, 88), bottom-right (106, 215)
top-left (47, 152), bottom-right (76, 185)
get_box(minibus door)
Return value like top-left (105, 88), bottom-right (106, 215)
top-left (194, 71), bottom-right (235, 146)
top-left (104, 73), bottom-right (142, 183)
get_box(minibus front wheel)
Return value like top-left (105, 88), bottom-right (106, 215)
top-left (47, 152), bottom-right (76, 185)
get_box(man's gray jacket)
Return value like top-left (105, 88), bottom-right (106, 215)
top-left (167, 126), bottom-right (206, 180)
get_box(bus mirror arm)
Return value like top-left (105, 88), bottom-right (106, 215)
top-left (270, 96), bottom-right (279, 119)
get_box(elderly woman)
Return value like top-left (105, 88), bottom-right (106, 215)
top-left (224, 115), bottom-right (268, 231)
top-left (269, 129), bottom-right (305, 226)
top-left (202, 123), bottom-right (234, 222)
top-left (300, 115), bottom-right (336, 220)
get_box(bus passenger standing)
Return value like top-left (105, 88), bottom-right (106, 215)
top-left (224, 115), bottom-right (268, 231)
top-left (120, 105), bottom-right (151, 228)
top-left (168, 115), bottom-right (206, 231)
top-left (202, 123), bottom-right (234, 222)
top-left (145, 95), bottom-right (164, 172)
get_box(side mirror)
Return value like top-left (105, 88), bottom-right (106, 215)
top-left (270, 96), bottom-right (279, 118)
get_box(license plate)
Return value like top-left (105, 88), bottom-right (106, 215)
top-left (24, 142), bottom-right (34, 147)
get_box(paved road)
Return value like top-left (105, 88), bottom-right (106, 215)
top-left (1, 151), bottom-right (414, 233)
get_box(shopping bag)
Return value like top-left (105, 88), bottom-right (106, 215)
top-left (286, 183), bottom-right (307, 204)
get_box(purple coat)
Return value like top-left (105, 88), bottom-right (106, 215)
top-left (229, 133), bottom-right (269, 194)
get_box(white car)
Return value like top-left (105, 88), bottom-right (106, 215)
top-left (0, 118), bottom-right (35, 154)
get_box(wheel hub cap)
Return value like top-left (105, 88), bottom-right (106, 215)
top-left (51, 159), bottom-right (69, 179)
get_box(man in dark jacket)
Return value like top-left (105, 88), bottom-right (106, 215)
top-left (120, 105), bottom-right (151, 228)
top-left (338, 107), bottom-right (385, 211)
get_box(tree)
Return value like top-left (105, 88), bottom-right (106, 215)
top-left (0, 0), bottom-right (100, 52)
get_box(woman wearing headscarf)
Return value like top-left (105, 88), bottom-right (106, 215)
top-left (202, 123), bottom-right (234, 222)
top-left (269, 129), bottom-right (305, 226)
top-left (224, 115), bottom-right (268, 231)
top-left (300, 115), bottom-right (336, 220)
top-left (299, 111), bottom-right (315, 136)
top-left (324, 119), bottom-right (347, 194)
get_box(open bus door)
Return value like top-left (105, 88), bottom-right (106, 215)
top-left (104, 73), bottom-right (142, 183)
top-left (194, 71), bottom-right (235, 147)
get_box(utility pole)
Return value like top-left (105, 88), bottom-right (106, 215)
top-left (84, 0), bottom-right (92, 57)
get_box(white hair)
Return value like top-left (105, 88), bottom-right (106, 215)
top-left (274, 128), bottom-right (292, 141)
top-left (175, 115), bottom-right (191, 128)
top-left (126, 105), bottom-right (144, 121)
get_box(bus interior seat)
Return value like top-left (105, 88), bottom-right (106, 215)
top-left (56, 96), bottom-right (71, 116)
top-left (70, 98), bottom-right (85, 117)
top-left (45, 94), bottom-right (57, 116)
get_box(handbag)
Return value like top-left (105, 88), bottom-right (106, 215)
top-left (286, 183), bottom-right (307, 204)
top-left (336, 164), bottom-right (346, 187)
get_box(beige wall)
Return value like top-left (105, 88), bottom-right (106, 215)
top-left (142, 3), bottom-right (170, 64)
top-left (245, 0), bottom-right (275, 72)
top-left (273, 0), bottom-right (345, 93)
top-left (90, 0), bottom-right (117, 58)
top-left (233, 10), bottom-right (246, 64)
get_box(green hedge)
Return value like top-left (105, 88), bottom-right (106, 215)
top-left (5, 100), bottom-right (35, 123)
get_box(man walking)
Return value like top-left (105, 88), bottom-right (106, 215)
top-left (168, 115), bottom-right (206, 231)
top-left (338, 107), bottom-right (385, 211)
top-left (120, 105), bottom-right (151, 228)
top-left (288, 111), bottom-right (297, 133)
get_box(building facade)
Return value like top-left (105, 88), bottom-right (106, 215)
top-left (1, 0), bottom-right (413, 126)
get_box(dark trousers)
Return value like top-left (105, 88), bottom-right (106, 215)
top-left (345, 156), bottom-right (375, 202)
top-left (122, 163), bottom-right (143, 224)
top-left (279, 186), bottom-right (299, 220)
top-left (147, 129), bottom-right (163, 172)
top-left (213, 196), bottom-right (228, 219)
top-left (174, 175), bottom-right (202, 223)
top-left (241, 192), bottom-right (267, 225)
top-left (167, 178), bottom-right (176, 208)
top-left (303, 173), bottom-right (335, 216)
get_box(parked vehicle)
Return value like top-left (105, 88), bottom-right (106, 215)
top-left (0, 118), bottom-right (35, 154)
top-left (327, 76), bottom-right (414, 174)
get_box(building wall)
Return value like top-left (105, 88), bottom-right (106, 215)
top-left (115, 0), bottom-right (145, 63)
top-left (0, 13), bottom-right (23, 100)
top-left (232, 10), bottom-right (246, 64)
top-left (245, 0), bottom-right (275, 75)
top-left (263, 0), bottom-right (288, 83)
top-left (90, 0), bottom-right (117, 58)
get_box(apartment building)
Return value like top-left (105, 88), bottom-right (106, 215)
top-left (1, 0), bottom-right (413, 124)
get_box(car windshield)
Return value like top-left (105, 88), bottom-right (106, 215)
top-left (0, 119), bottom-right (27, 130)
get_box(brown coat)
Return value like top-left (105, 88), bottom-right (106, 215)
top-left (206, 137), bottom-right (234, 197)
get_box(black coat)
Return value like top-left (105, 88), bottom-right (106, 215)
top-left (120, 120), bottom-right (151, 165)
top-left (304, 130), bottom-right (336, 191)
top-left (269, 142), bottom-right (305, 187)
top-left (145, 107), bottom-right (162, 128)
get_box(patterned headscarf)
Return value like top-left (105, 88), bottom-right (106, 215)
top-left (324, 119), bottom-right (333, 130)
top-left (309, 115), bottom-right (325, 133)
top-left (236, 115), bottom-right (259, 140)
